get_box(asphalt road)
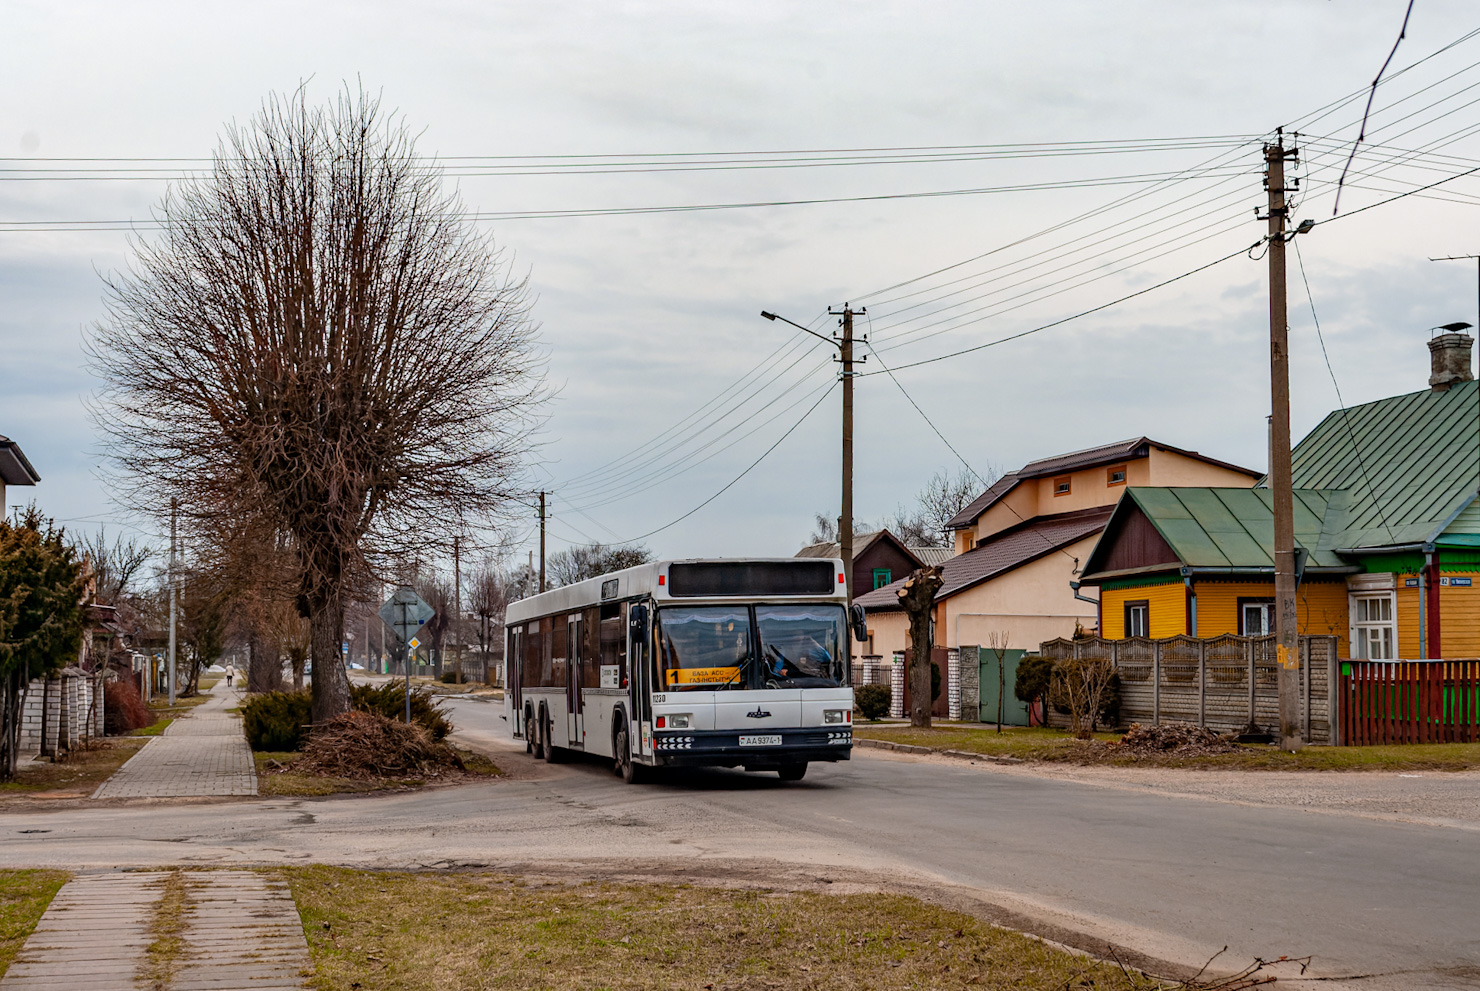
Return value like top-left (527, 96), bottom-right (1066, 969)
top-left (3, 693), bottom-right (1478, 989)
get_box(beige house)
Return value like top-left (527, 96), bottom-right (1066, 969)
top-left (854, 438), bottom-right (1260, 659)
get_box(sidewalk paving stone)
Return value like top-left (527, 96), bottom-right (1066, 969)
top-left (92, 685), bottom-right (256, 799)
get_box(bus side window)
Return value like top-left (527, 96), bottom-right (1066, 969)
top-left (600, 601), bottom-right (627, 687)
top-left (582, 607), bottom-right (602, 689)
top-left (522, 622), bottom-right (541, 689)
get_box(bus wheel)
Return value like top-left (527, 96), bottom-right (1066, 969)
top-left (543, 710), bottom-right (561, 763)
top-left (615, 724), bottom-right (644, 784)
top-left (526, 711), bottom-right (543, 760)
top-left (776, 762), bottom-right (808, 782)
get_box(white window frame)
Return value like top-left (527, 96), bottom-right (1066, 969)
top-left (1349, 592), bottom-right (1396, 660)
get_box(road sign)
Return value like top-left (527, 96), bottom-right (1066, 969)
top-left (408, 636), bottom-right (422, 651)
top-left (378, 586), bottom-right (435, 644)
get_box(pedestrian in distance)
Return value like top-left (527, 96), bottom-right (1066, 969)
top-left (225, 662), bottom-right (235, 688)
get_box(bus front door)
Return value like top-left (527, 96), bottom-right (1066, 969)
top-left (629, 603), bottom-right (653, 757)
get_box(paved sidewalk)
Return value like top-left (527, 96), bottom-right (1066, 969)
top-left (0, 871), bottom-right (310, 990)
top-left (92, 685), bottom-right (257, 799)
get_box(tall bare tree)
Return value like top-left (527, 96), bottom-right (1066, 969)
top-left (547, 542), bottom-right (652, 588)
top-left (90, 87), bottom-right (544, 723)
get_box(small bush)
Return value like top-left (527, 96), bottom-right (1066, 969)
top-left (350, 682), bottom-right (451, 740)
top-left (104, 678), bottom-right (154, 735)
top-left (241, 690), bottom-right (313, 751)
top-left (1014, 655), bottom-right (1054, 709)
top-left (855, 683), bottom-right (891, 721)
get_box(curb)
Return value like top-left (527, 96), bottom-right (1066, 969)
top-left (854, 738), bottom-right (1026, 765)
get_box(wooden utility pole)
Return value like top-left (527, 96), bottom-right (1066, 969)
top-left (1264, 133), bottom-right (1302, 751)
top-left (829, 304), bottom-right (861, 604)
top-left (538, 491), bottom-right (547, 594)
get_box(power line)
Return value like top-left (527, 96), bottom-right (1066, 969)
top-left (1334, 0), bottom-right (1418, 215)
top-left (612, 382), bottom-right (838, 545)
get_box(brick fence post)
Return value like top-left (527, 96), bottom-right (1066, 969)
top-left (41, 678), bottom-right (60, 757)
top-left (947, 648), bottom-right (961, 720)
top-left (889, 652), bottom-right (905, 719)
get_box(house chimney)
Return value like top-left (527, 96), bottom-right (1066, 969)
top-left (1428, 331), bottom-right (1475, 391)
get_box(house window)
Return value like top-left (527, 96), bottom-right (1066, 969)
top-left (1054, 476), bottom-right (1072, 496)
top-left (1124, 600), bottom-right (1149, 638)
top-left (1106, 465), bottom-right (1127, 486)
top-left (872, 568), bottom-right (892, 589)
top-left (1351, 594), bottom-right (1395, 660)
top-left (1238, 599), bottom-right (1275, 636)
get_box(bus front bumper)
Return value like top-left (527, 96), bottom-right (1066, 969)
top-left (652, 728), bottom-right (851, 767)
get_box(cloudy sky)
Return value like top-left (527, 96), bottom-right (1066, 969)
top-left (5, 1), bottom-right (1480, 568)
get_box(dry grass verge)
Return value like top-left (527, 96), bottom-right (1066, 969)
top-left (141, 871), bottom-right (189, 991)
top-left (287, 867), bottom-right (1173, 991)
top-left (855, 725), bottom-right (1480, 771)
top-left (256, 747), bottom-right (499, 797)
top-left (0, 870), bottom-right (68, 978)
top-left (0, 738), bottom-right (149, 800)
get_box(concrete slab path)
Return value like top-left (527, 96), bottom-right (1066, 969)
top-left (0, 871), bottom-right (168, 990)
top-left (92, 686), bottom-right (256, 799)
top-left (0, 871), bottom-right (310, 990)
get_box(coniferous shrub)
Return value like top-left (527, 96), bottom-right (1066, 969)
top-left (241, 690), bottom-right (312, 751)
top-left (855, 683), bottom-right (891, 721)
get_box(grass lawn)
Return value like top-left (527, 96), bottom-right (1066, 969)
top-left (255, 747), bottom-right (500, 797)
top-left (0, 870), bottom-right (68, 977)
top-left (0, 738), bottom-right (149, 798)
top-left (854, 724), bottom-right (1480, 771)
top-left (286, 867), bottom-right (1162, 991)
top-left (147, 694), bottom-right (212, 720)
top-left (129, 718), bottom-right (173, 737)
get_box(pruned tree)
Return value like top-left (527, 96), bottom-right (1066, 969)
top-left (1049, 656), bottom-right (1117, 740)
top-left (0, 509), bottom-right (87, 780)
top-left (547, 542), bottom-right (652, 588)
top-left (986, 630), bottom-right (1010, 733)
top-left (89, 87), bottom-right (544, 724)
top-left (897, 565), bottom-right (943, 728)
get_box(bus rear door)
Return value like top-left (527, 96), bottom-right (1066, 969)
top-left (567, 614), bottom-right (583, 748)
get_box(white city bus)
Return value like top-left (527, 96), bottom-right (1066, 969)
top-left (505, 558), bottom-right (864, 782)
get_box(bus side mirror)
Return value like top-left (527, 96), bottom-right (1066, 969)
top-left (850, 603), bottom-right (867, 643)
top-left (629, 603), bottom-right (650, 643)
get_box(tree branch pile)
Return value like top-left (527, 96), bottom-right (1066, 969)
top-left (295, 710), bottom-right (464, 780)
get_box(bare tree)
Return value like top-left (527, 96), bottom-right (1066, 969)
top-left (79, 529), bottom-right (154, 606)
top-left (90, 87), bottom-right (544, 724)
top-left (467, 560), bottom-right (508, 677)
top-left (547, 542), bottom-right (652, 588)
top-left (897, 566), bottom-right (944, 728)
top-left (1049, 656), bottom-right (1116, 740)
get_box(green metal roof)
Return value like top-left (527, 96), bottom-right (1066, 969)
top-left (1288, 380), bottom-right (1480, 550)
top-left (1082, 487), bottom-right (1350, 579)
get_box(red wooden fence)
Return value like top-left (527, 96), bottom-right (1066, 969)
top-left (1339, 660), bottom-right (1480, 746)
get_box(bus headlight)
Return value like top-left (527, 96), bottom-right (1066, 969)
top-left (824, 709), bottom-right (846, 724)
top-left (668, 713), bottom-right (692, 729)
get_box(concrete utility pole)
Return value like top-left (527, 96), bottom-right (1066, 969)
top-left (1264, 133), bottom-right (1302, 751)
top-left (538, 491), bottom-right (547, 594)
top-left (167, 496), bottom-right (178, 706)
top-left (761, 306), bottom-right (865, 605)
top-left (832, 304), bottom-right (858, 604)
top-left (453, 535), bottom-right (462, 681)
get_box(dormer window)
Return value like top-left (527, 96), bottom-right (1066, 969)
top-left (1053, 476), bottom-right (1072, 496)
top-left (1107, 465), bottom-right (1127, 486)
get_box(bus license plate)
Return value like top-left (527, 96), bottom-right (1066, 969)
top-left (739, 734), bottom-right (782, 747)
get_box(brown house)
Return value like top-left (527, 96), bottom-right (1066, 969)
top-left (796, 530), bottom-right (925, 597)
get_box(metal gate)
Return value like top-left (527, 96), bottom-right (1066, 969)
top-left (978, 648), bottom-right (1030, 726)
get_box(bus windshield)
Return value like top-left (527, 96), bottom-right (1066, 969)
top-left (657, 603), bottom-right (847, 691)
top-left (755, 605), bottom-right (846, 686)
top-left (658, 606), bottom-right (753, 690)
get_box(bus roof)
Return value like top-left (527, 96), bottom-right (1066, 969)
top-left (504, 557), bottom-right (847, 625)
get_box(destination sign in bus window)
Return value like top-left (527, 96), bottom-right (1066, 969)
top-left (657, 606), bottom-right (752, 690)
